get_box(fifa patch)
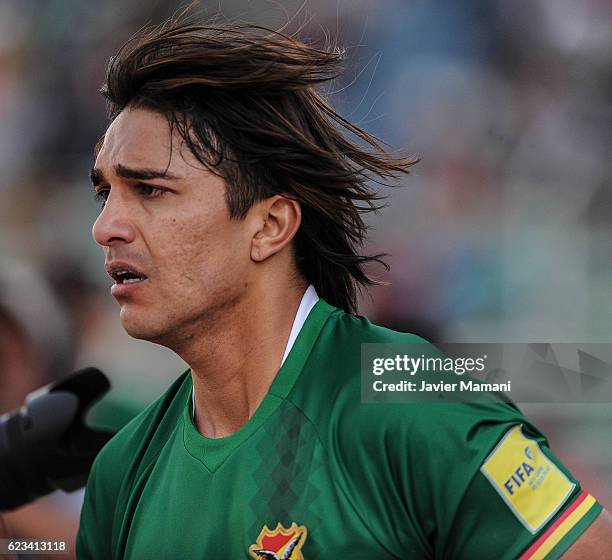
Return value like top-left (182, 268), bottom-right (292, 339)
top-left (480, 424), bottom-right (575, 533)
top-left (249, 522), bottom-right (308, 560)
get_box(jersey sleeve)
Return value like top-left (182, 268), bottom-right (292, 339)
top-left (416, 403), bottom-right (603, 560)
top-left (76, 466), bottom-right (99, 560)
top-left (76, 447), bottom-right (119, 560)
top-left (76, 452), bottom-right (112, 560)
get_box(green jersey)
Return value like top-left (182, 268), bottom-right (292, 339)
top-left (77, 299), bottom-right (601, 559)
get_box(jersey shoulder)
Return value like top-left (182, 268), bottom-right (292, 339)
top-left (78, 371), bottom-right (191, 559)
top-left (85, 369), bottom-right (191, 506)
top-left (290, 304), bottom-right (523, 435)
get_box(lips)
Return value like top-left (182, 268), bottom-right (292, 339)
top-left (108, 266), bottom-right (147, 284)
top-left (105, 262), bottom-right (149, 297)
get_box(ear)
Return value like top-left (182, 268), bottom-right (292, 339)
top-left (251, 195), bottom-right (301, 262)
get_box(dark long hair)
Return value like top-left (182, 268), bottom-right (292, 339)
top-left (100, 19), bottom-right (417, 313)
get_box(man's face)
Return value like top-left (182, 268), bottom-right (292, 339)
top-left (92, 107), bottom-right (252, 346)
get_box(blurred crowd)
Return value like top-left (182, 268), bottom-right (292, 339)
top-left (0, 0), bottom-right (610, 556)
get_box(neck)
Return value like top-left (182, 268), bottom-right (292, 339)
top-left (183, 280), bottom-right (307, 439)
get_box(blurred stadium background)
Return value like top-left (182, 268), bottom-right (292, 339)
top-left (0, 0), bottom-right (610, 554)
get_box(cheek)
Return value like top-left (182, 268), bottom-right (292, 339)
top-left (157, 213), bottom-right (250, 284)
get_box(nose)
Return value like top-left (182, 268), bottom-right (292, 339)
top-left (92, 191), bottom-right (137, 247)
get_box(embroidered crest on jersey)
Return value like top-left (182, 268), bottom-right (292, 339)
top-left (249, 522), bottom-right (308, 560)
top-left (480, 424), bottom-right (575, 533)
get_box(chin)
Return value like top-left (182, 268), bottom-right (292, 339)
top-left (120, 308), bottom-right (168, 343)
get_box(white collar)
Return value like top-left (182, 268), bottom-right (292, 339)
top-left (191, 285), bottom-right (319, 419)
top-left (280, 284), bottom-right (319, 366)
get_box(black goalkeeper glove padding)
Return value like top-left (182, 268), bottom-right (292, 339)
top-left (0, 367), bottom-right (115, 511)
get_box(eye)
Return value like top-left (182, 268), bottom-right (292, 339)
top-left (135, 182), bottom-right (166, 199)
top-left (94, 188), bottom-right (110, 209)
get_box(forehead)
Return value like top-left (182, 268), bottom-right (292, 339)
top-left (95, 107), bottom-right (194, 174)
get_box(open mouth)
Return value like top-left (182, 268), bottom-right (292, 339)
top-left (108, 266), bottom-right (148, 285)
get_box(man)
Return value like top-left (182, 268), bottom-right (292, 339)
top-left (76, 19), bottom-right (611, 559)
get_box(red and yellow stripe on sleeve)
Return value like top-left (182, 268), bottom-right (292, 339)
top-left (520, 491), bottom-right (602, 560)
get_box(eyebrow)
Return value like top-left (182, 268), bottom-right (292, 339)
top-left (90, 164), bottom-right (181, 186)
